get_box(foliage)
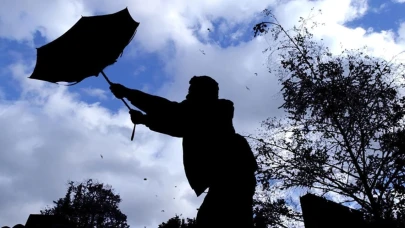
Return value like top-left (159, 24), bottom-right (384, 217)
top-left (253, 197), bottom-right (302, 228)
top-left (41, 179), bottom-right (130, 228)
top-left (157, 214), bottom-right (282, 228)
top-left (158, 215), bottom-right (196, 228)
top-left (252, 8), bottom-right (405, 227)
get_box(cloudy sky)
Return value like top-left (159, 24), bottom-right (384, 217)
top-left (1, 0), bottom-right (405, 227)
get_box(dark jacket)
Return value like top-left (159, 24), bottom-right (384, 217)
top-left (127, 90), bottom-right (258, 196)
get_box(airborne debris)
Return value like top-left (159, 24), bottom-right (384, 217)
top-left (144, 178), bottom-right (147, 181)
top-left (246, 86), bottom-right (250, 91)
top-left (199, 49), bottom-right (206, 55)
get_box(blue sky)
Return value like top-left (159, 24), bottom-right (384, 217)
top-left (345, 0), bottom-right (405, 32)
top-left (1, 0), bottom-right (405, 227)
top-left (2, 1), bottom-right (402, 113)
top-left (0, 8), bottom-right (264, 113)
top-left (0, 33), bottom-right (169, 112)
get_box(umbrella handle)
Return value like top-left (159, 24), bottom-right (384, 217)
top-left (101, 70), bottom-right (136, 141)
top-left (131, 125), bottom-right (136, 140)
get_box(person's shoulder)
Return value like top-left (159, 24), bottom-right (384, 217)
top-left (218, 99), bottom-right (234, 106)
top-left (217, 99), bottom-right (234, 114)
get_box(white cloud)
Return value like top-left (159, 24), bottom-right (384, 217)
top-left (81, 87), bottom-right (108, 100)
top-left (1, 0), bottom-right (405, 227)
top-left (273, 0), bottom-right (367, 29)
top-left (230, 29), bottom-right (244, 40)
top-left (398, 22), bottom-right (405, 44)
top-left (393, 0), bottom-right (405, 3)
top-left (268, 0), bottom-right (405, 61)
top-left (133, 65), bottom-right (146, 76)
top-left (0, 0), bottom-right (91, 43)
top-left (0, 0), bottom-right (276, 52)
top-left (0, 62), bottom-right (201, 227)
top-left (370, 3), bottom-right (388, 14)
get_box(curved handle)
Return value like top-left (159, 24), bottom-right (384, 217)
top-left (131, 124), bottom-right (136, 141)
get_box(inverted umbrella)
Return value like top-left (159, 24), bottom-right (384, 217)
top-left (29, 8), bottom-right (140, 140)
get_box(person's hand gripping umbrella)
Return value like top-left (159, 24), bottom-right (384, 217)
top-left (28, 8), bottom-right (140, 140)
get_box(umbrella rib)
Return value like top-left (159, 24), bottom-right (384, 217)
top-left (120, 28), bottom-right (138, 58)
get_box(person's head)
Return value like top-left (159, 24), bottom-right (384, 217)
top-left (186, 75), bottom-right (219, 102)
top-left (12, 225), bottom-right (24, 228)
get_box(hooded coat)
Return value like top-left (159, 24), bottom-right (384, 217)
top-left (127, 90), bottom-right (258, 196)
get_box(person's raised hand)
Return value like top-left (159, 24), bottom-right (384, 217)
top-left (109, 83), bottom-right (128, 99)
top-left (129, 109), bottom-right (145, 125)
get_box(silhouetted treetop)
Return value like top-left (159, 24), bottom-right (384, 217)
top-left (41, 179), bottom-right (130, 228)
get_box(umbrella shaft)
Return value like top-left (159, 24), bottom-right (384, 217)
top-left (120, 98), bottom-right (131, 110)
top-left (131, 125), bottom-right (136, 141)
top-left (101, 70), bottom-right (113, 85)
top-left (100, 70), bottom-right (135, 141)
top-left (101, 71), bottom-right (131, 110)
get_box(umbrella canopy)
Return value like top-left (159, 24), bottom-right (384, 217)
top-left (29, 7), bottom-right (139, 85)
top-left (28, 8), bottom-right (140, 141)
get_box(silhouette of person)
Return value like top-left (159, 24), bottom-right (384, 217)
top-left (110, 76), bottom-right (258, 228)
top-left (12, 225), bottom-right (24, 228)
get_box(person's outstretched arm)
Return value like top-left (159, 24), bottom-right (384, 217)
top-left (110, 83), bottom-right (176, 114)
top-left (132, 108), bottom-right (185, 138)
top-left (126, 89), bottom-right (180, 114)
top-left (110, 83), bottom-right (185, 137)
